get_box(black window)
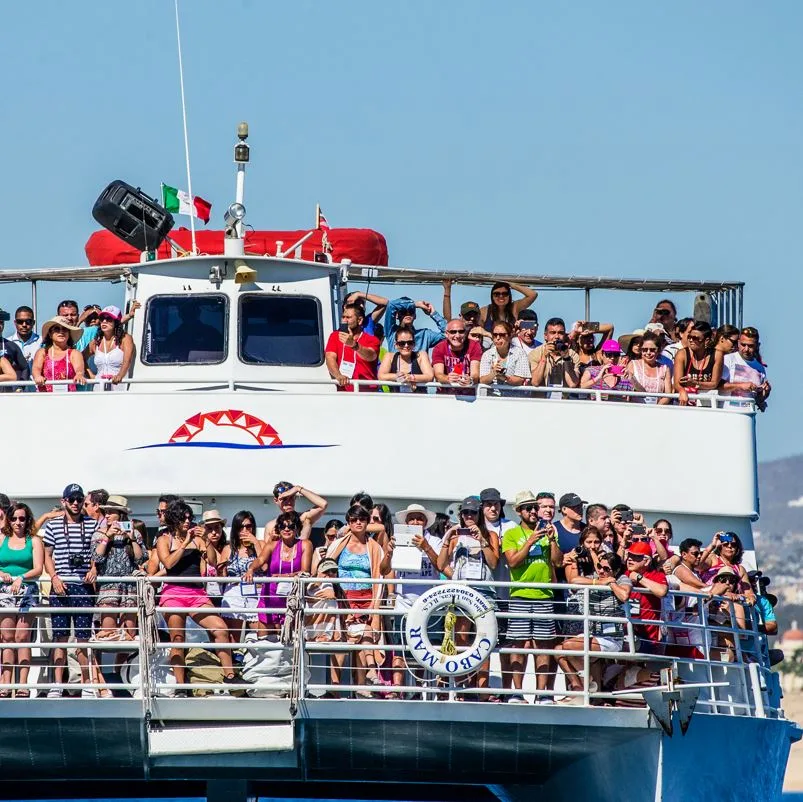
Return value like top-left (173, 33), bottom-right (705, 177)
top-left (143, 294), bottom-right (227, 365)
top-left (239, 295), bottom-right (323, 366)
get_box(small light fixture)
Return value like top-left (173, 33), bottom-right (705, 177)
top-left (224, 203), bottom-right (246, 228)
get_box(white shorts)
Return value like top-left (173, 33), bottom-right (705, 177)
top-left (594, 636), bottom-right (623, 653)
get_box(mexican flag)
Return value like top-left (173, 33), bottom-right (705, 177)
top-left (162, 183), bottom-right (212, 224)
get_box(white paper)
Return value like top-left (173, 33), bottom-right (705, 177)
top-left (340, 358), bottom-right (356, 378)
top-left (392, 547), bottom-right (423, 572)
top-left (458, 534), bottom-right (482, 551)
top-left (393, 524), bottom-right (422, 547)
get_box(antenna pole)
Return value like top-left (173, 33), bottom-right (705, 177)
top-left (174, 0), bottom-right (197, 255)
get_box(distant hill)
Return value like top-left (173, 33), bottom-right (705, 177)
top-left (759, 454), bottom-right (803, 536)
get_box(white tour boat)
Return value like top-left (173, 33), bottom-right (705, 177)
top-left (0, 125), bottom-right (796, 802)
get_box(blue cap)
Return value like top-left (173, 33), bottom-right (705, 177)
top-left (62, 483), bottom-right (84, 499)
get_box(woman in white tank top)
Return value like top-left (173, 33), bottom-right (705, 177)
top-left (88, 305), bottom-right (134, 391)
top-left (627, 333), bottom-right (671, 404)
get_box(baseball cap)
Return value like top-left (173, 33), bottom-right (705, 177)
top-left (100, 305), bottom-right (122, 321)
top-left (460, 496), bottom-right (481, 513)
top-left (559, 492), bottom-right (586, 510)
top-left (627, 542), bottom-right (652, 558)
top-left (601, 339), bottom-right (621, 354)
top-left (516, 309), bottom-right (538, 323)
top-left (645, 322), bottom-right (669, 338)
top-left (62, 483), bottom-right (84, 499)
top-left (460, 301), bottom-right (480, 316)
top-left (318, 559), bottom-right (339, 574)
top-left (714, 566), bottom-right (738, 580)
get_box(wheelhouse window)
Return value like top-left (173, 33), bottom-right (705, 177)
top-left (143, 294), bottom-right (227, 364)
top-left (239, 294), bottom-right (323, 366)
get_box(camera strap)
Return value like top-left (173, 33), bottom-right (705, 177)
top-left (63, 515), bottom-right (89, 560)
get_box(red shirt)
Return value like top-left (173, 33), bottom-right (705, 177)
top-left (629, 569), bottom-right (667, 643)
top-left (431, 339), bottom-right (482, 375)
top-left (325, 329), bottom-right (380, 392)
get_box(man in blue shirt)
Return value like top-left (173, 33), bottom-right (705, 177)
top-left (383, 296), bottom-right (447, 352)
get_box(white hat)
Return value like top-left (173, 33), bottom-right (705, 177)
top-left (202, 509), bottom-right (227, 526)
top-left (41, 316), bottom-right (82, 344)
top-left (512, 489), bottom-right (539, 510)
top-left (394, 503), bottom-right (436, 529)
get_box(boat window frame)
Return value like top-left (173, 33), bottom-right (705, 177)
top-left (237, 292), bottom-right (325, 368)
top-left (141, 291), bottom-right (229, 367)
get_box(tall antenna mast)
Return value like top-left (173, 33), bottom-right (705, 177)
top-left (174, 0), bottom-right (197, 255)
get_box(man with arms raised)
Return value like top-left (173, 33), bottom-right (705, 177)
top-left (382, 295), bottom-right (446, 352)
top-left (262, 481), bottom-right (328, 541)
top-left (43, 483), bottom-right (99, 697)
top-left (325, 303), bottom-right (380, 391)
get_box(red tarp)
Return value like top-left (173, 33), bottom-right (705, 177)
top-left (85, 227), bottom-right (389, 267)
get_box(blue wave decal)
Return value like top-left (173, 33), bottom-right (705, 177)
top-left (128, 442), bottom-right (338, 451)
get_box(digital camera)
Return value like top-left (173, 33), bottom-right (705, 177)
top-left (68, 554), bottom-right (85, 569)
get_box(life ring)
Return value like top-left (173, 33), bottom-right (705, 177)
top-left (404, 583), bottom-right (498, 677)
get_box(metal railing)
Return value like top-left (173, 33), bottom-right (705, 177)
top-left (0, 576), bottom-right (778, 720)
top-left (3, 377), bottom-right (757, 411)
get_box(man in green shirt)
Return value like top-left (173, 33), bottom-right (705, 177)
top-left (502, 490), bottom-right (563, 703)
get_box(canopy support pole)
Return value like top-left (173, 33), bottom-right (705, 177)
top-left (584, 288), bottom-right (591, 321)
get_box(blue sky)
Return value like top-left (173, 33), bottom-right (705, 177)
top-left (0, 1), bottom-right (799, 460)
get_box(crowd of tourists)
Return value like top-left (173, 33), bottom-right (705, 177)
top-left (0, 482), bottom-right (775, 701)
top-left (332, 283), bottom-right (770, 408)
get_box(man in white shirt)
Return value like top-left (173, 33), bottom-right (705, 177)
top-left (720, 326), bottom-right (770, 410)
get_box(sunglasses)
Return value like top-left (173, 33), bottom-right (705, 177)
top-left (240, 522), bottom-right (255, 530)
top-left (51, 327), bottom-right (69, 335)
top-left (66, 495), bottom-right (84, 504)
top-left (518, 504), bottom-right (538, 513)
top-left (279, 523), bottom-right (296, 531)
top-left (399, 308), bottom-right (415, 317)
top-left (654, 527), bottom-right (671, 534)
top-left (688, 335), bottom-right (705, 343)
top-left (348, 515), bottom-right (369, 523)
top-left (492, 332), bottom-right (508, 339)
top-left (641, 347), bottom-right (658, 353)
top-left (396, 340), bottom-right (414, 347)
top-left (447, 329), bottom-right (466, 335)
top-left (630, 536), bottom-right (650, 543)
top-left (461, 509), bottom-right (478, 516)
top-left (99, 315), bottom-right (116, 323)
top-left (10, 515), bottom-right (27, 522)
top-left (654, 308), bottom-right (670, 316)
top-left (627, 553), bottom-right (648, 561)
top-left (468, 333), bottom-right (483, 339)
top-left (492, 291), bottom-right (510, 298)
top-left (597, 564), bottom-right (612, 573)
top-left (15, 318), bottom-right (33, 325)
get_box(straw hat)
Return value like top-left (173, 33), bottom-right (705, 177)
top-left (202, 509), bottom-right (227, 526)
top-left (41, 316), bottom-right (81, 344)
top-left (100, 494), bottom-right (130, 514)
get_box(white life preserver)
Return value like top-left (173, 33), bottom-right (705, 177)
top-left (404, 583), bottom-right (498, 677)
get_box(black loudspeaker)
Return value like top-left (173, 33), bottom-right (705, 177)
top-left (92, 180), bottom-right (174, 252)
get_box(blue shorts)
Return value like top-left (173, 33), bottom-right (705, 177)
top-left (49, 582), bottom-right (95, 641)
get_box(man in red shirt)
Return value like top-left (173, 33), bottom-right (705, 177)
top-left (431, 319), bottom-right (482, 392)
top-left (324, 303), bottom-right (380, 392)
top-left (625, 541), bottom-right (668, 653)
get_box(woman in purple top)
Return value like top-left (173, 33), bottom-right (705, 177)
top-left (247, 512), bottom-right (312, 638)
top-left (580, 339), bottom-right (633, 401)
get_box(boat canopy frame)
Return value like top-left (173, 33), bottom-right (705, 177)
top-left (0, 257), bottom-right (746, 327)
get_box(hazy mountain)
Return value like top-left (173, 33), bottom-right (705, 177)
top-left (758, 455), bottom-right (803, 537)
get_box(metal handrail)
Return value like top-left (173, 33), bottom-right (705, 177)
top-left (4, 376), bottom-right (757, 410)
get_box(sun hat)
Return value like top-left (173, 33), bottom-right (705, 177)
top-left (601, 339), bottom-right (621, 354)
top-left (512, 490), bottom-right (539, 510)
top-left (714, 566), bottom-right (739, 580)
top-left (100, 305), bottom-right (122, 321)
top-left (100, 494), bottom-right (130, 513)
top-left (42, 316), bottom-right (81, 344)
top-left (627, 542), bottom-right (652, 558)
top-left (395, 503), bottom-right (436, 529)
top-left (479, 488), bottom-right (506, 506)
top-left (202, 509), bottom-right (227, 526)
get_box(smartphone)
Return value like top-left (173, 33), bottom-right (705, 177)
top-left (119, 521), bottom-right (133, 532)
top-left (584, 322), bottom-right (600, 333)
top-left (457, 527), bottom-right (473, 537)
top-left (338, 323), bottom-right (350, 334)
top-left (536, 519), bottom-right (550, 531)
top-left (621, 510), bottom-right (634, 523)
top-left (631, 523), bottom-right (646, 536)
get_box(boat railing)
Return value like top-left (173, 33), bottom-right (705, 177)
top-left (2, 576), bottom-right (778, 722)
top-left (2, 377), bottom-right (757, 410)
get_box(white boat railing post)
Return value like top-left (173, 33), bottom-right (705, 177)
top-left (581, 586), bottom-right (591, 706)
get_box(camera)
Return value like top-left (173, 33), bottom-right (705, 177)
top-left (631, 523), bottom-right (646, 536)
top-left (574, 546), bottom-right (589, 557)
top-left (119, 521), bottom-right (132, 533)
top-left (554, 341), bottom-right (568, 352)
top-left (620, 510), bottom-right (634, 523)
top-left (68, 554), bottom-right (85, 569)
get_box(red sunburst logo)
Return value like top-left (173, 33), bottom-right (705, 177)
top-left (168, 410), bottom-right (283, 446)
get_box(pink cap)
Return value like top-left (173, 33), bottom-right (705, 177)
top-left (601, 339), bottom-right (621, 354)
top-left (100, 305), bottom-right (122, 321)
